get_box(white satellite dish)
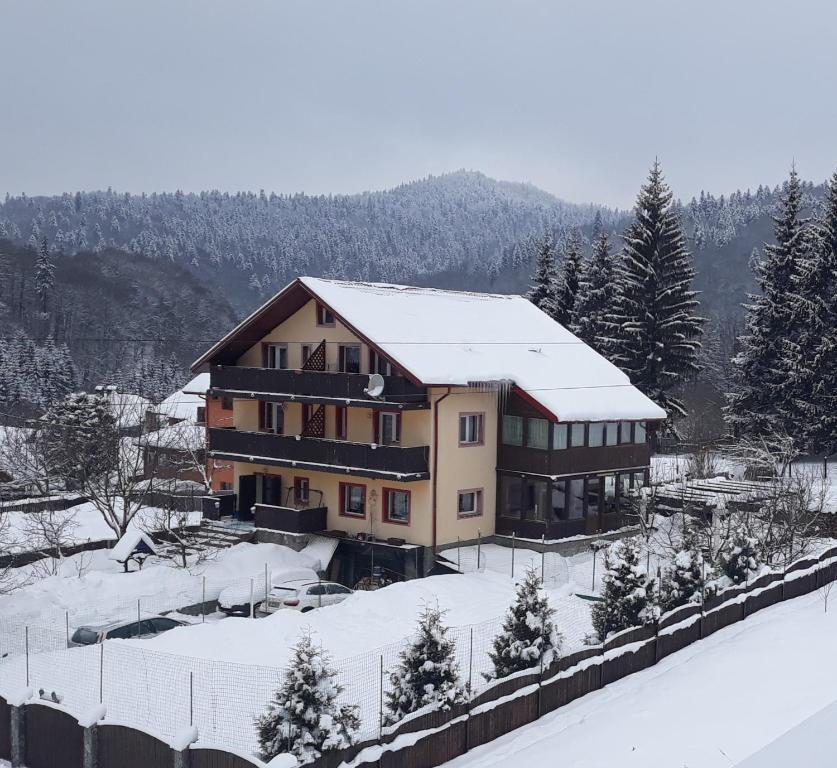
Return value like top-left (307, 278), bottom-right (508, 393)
top-left (364, 373), bottom-right (385, 398)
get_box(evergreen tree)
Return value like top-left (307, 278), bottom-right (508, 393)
top-left (728, 167), bottom-right (807, 439)
top-left (256, 632), bottom-right (360, 763)
top-left (486, 569), bottom-right (561, 680)
top-left (34, 236), bottom-right (55, 315)
top-left (612, 161), bottom-right (703, 420)
top-left (573, 231), bottom-right (617, 355)
top-left (526, 231), bottom-right (560, 320)
top-left (784, 170), bottom-right (837, 456)
top-left (717, 527), bottom-right (760, 585)
top-left (660, 536), bottom-right (711, 611)
top-left (554, 232), bottom-right (583, 328)
top-left (591, 538), bottom-right (659, 641)
top-left (385, 605), bottom-right (466, 724)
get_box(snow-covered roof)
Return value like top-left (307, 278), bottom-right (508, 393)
top-left (154, 373), bottom-right (209, 422)
top-left (300, 277), bottom-right (666, 421)
top-left (99, 390), bottom-right (151, 428)
top-left (137, 421), bottom-right (205, 451)
top-left (109, 530), bottom-right (157, 562)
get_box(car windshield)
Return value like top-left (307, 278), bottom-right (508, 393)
top-left (71, 627), bottom-right (101, 645)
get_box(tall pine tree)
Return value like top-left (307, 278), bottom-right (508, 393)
top-left (34, 236), bottom-right (55, 315)
top-left (612, 161), bottom-right (703, 420)
top-left (573, 231), bottom-right (617, 356)
top-left (554, 231), bottom-right (583, 328)
top-left (728, 167), bottom-right (807, 439)
top-left (526, 231), bottom-right (560, 320)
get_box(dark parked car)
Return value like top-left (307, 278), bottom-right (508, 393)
top-left (69, 615), bottom-right (186, 646)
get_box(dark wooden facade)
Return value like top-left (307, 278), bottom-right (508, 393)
top-left (209, 428), bottom-right (429, 480)
top-left (254, 503), bottom-right (328, 533)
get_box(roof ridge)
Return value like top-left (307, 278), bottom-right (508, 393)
top-left (301, 276), bottom-right (522, 301)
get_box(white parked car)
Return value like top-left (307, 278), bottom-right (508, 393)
top-left (262, 580), bottom-right (353, 613)
top-left (218, 567), bottom-right (320, 615)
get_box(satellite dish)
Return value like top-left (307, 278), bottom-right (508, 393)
top-left (364, 373), bottom-right (385, 398)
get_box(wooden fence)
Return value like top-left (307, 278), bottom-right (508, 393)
top-left (1, 545), bottom-right (835, 768)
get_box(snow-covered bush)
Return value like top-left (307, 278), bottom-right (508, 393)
top-left (384, 604), bottom-right (466, 725)
top-left (485, 569), bottom-right (561, 680)
top-left (256, 632), bottom-right (359, 764)
top-left (591, 538), bottom-right (659, 641)
top-left (660, 546), bottom-right (712, 611)
top-left (717, 527), bottom-right (761, 584)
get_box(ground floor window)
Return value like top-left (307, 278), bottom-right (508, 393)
top-left (340, 482), bottom-right (366, 518)
top-left (294, 476), bottom-right (310, 505)
top-left (498, 475), bottom-right (548, 521)
top-left (255, 474), bottom-right (282, 506)
top-left (457, 489), bottom-right (483, 518)
top-left (383, 488), bottom-right (410, 525)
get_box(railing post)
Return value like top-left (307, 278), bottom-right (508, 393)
top-left (10, 705), bottom-right (26, 768)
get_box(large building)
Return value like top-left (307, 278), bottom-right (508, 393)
top-left (191, 277), bottom-right (665, 576)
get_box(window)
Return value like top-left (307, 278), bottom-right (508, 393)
top-left (340, 483), bottom-right (366, 517)
top-left (261, 402), bottom-right (284, 434)
top-left (369, 349), bottom-right (395, 376)
top-left (499, 475), bottom-right (522, 519)
top-left (634, 421), bottom-right (647, 444)
top-left (567, 478), bottom-right (585, 519)
top-left (551, 480), bottom-right (567, 520)
top-left (522, 478), bottom-right (548, 521)
top-left (151, 618), bottom-right (180, 632)
top-left (383, 488), bottom-right (411, 524)
top-left (339, 345), bottom-right (361, 373)
top-left (301, 344), bottom-right (311, 366)
top-left (302, 403), bottom-right (313, 427)
top-left (335, 406), bottom-right (347, 440)
top-left (526, 418), bottom-right (549, 450)
top-left (606, 422), bottom-right (618, 446)
top-left (377, 412), bottom-right (401, 445)
top-left (457, 489), bottom-right (483, 518)
top-left (294, 477), bottom-right (310, 505)
top-left (588, 422), bottom-right (605, 448)
top-left (256, 474), bottom-right (282, 506)
top-left (619, 421), bottom-right (632, 444)
top-left (633, 471), bottom-right (647, 490)
top-left (603, 475), bottom-right (617, 513)
top-left (571, 423), bottom-right (586, 447)
top-left (327, 583), bottom-right (352, 595)
top-left (316, 303), bottom-right (335, 326)
top-left (502, 415), bottom-right (523, 446)
top-left (263, 343), bottom-right (288, 370)
top-left (195, 406), bottom-right (206, 424)
top-left (553, 423), bottom-right (568, 450)
top-left (586, 477), bottom-right (601, 516)
top-left (221, 396), bottom-right (233, 411)
top-left (459, 413), bottom-right (484, 446)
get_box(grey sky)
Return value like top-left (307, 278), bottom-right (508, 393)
top-left (1, 0), bottom-right (835, 207)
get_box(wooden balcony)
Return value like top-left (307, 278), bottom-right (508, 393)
top-left (208, 428), bottom-right (430, 481)
top-left (254, 503), bottom-right (328, 533)
top-left (210, 366), bottom-right (428, 409)
top-left (498, 442), bottom-right (651, 476)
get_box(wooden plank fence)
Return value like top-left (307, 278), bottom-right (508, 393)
top-left (2, 548), bottom-right (836, 768)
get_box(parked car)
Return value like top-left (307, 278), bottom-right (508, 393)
top-left (217, 567), bottom-right (320, 615)
top-left (69, 615), bottom-right (186, 646)
top-left (262, 580), bottom-right (353, 613)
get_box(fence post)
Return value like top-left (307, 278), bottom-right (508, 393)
top-left (511, 532), bottom-right (516, 579)
top-left (477, 530), bottom-right (481, 571)
top-left (10, 705), bottom-right (25, 768)
top-left (83, 722), bottom-right (98, 768)
top-left (249, 578), bottom-right (255, 619)
top-left (137, 599), bottom-right (141, 639)
top-left (264, 563), bottom-right (270, 609)
top-left (541, 534), bottom-right (545, 579)
top-left (378, 655), bottom-right (384, 741)
top-left (24, 626), bottom-right (29, 686)
top-left (457, 537), bottom-right (461, 571)
top-left (466, 627), bottom-right (474, 752)
top-left (99, 643), bottom-right (104, 704)
top-left (66, 611), bottom-right (70, 648)
top-left (189, 671), bottom-right (194, 726)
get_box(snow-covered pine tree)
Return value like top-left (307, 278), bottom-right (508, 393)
top-left (526, 230), bottom-right (560, 320)
top-left (717, 527), bottom-right (760, 585)
top-left (572, 231), bottom-right (617, 356)
top-left (256, 632), bottom-right (360, 764)
top-left (611, 161), bottom-right (703, 421)
top-left (384, 605), bottom-right (466, 724)
top-left (34, 236), bottom-right (55, 315)
top-left (554, 231), bottom-right (583, 328)
top-left (485, 569), bottom-right (561, 680)
top-left (727, 167), bottom-right (807, 440)
top-left (784, 169), bottom-right (837, 457)
top-left (591, 538), bottom-right (659, 641)
top-left (660, 537), bottom-right (711, 611)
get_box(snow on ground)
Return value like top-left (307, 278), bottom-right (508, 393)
top-left (443, 591), bottom-right (837, 768)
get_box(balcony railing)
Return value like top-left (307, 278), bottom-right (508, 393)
top-left (210, 366), bottom-right (427, 408)
top-left (208, 428), bottom-right (430, 480)
top-left (254, 503), bottom-right (328, 533)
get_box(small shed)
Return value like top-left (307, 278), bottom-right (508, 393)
top-left (109, 530), bottom-right (157, 568)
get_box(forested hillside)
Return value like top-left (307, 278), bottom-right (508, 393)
top-left (0, 241), bottom-right (237, 415)
top-left (0, 169), bottom-right (828, 415)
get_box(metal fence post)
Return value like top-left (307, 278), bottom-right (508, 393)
top-left (24, 626), bottom-right (29, 686)
top-left (264, 563), bottom-right (269, 609)
top-left (65, 611), bottom-right (70, 648)
top-left (137, 599), bottom-right (141, 638)
top-left (378, 655), bottom-right (384, 740)
top-left (201, 576), bottom-right (206, 623)
top-left (477, 530), bottom-right (482, 571)
top-left (541, 534), bottom-right (546, 580)
top-left (189, 671), bottom-right (194, 726)
top-left (511, 532), bottom-right (516, 579)
top-left (249, 578), bottom-right (255, 618)
top-left (457, 537), bottom-right (461, 571)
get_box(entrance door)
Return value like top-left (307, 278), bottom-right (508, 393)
top-left (238, 475), bottom-right (257, 520)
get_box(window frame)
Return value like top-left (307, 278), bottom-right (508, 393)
top-left (553, 423), bottom-right (569, 450)
top-left (260, 401), bottom-right (285, 434)
top-left (458, 412), bottom-right (485, 447)
top-left (335, 405), bottom-right (348, 440)
top-left (456, 488), bottom-right (483, 519)
top-left (570, 422), bottom-right (586, 448)
top-left (619, 421), bottom-right (633, 444)
top-left (339, 482), bottom-right (366, 519)
top-left (262, 342), bottom-right (288, 370)
top-left (369, 349), bottom-right (395, 376)
top-left (376, 411), bottom-right (401, 446)
top-left (634, 421), bottom-right (647, 444)
top-left (588, 421), bottom-right (605, 448)
top-left (338, 344), bottom-right (362, 374)
top-left (293, 476), bottom-right (310, 505)
top-left (315, 302), bottom-right (335, 327)
top-left (382, 487), bottom-right (411, 526)
top-left (526, 417), bottom-right (549, 450)
top-left (501, 414), bottom-right (523, 446)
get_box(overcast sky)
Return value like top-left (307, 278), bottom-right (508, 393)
top-left (1, 0), bottom-right (836, 207)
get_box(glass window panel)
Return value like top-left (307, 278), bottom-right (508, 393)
top-left (606, 422), bottom-right (618, 446)
top-left (619, 421), bottom-right (632, 444)
top-left (553, 423), bottom-right (568, 450)
top-left (571, 423), bottom-right (586, 447)
top-left (551, 480), bottom-right (567, 520)
top-left (499, 475), bottom-right (522, 519)
top-left (586, 477), bottom-right (601, 516)
top-left (633, 471), bottom-right (647, 490)
top-left (526, 418), bottom-right (549, 449)
top-left (502, 415), bottom-right (523, 446)
top-left (522, 479), bottom-right (548, 521)
top-left (567, 478), bottom-right (585, 519)
top-left (386, 490), bottom-right (410, 523)
top-left (603, 475), bottom-right (618, 514)
top-left (588, 422), bottom-right (605, 447)
top-left (635, 421), bottom-right (647, 444)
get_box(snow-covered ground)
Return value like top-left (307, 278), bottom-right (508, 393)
top-left (442, 590), bottom-right (837, 768)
